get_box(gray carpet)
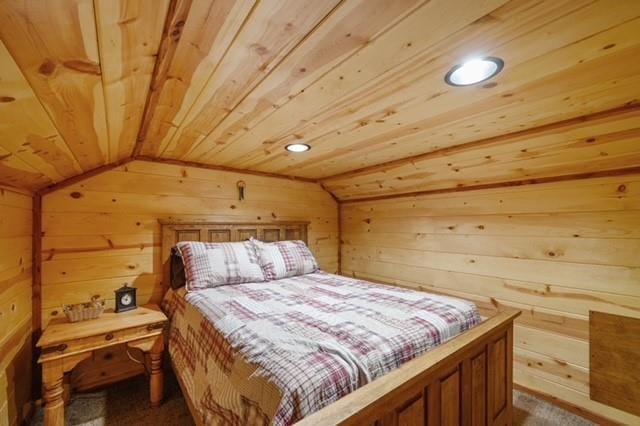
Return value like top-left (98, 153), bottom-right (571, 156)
top-left (513, 391), bottom-right (593, 426)
top-left (32, 374), bottom-right (593, 425)
top-left (31, 373), bottom-right (194, 426)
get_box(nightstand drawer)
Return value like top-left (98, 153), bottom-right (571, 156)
top-left (40, 321), bottom-right (166, 361)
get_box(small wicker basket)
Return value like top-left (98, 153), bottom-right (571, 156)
top-left (63, 296), bottom-right (105, 323)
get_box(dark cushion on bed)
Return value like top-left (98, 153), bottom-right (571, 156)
top-left (170, 247), bottom-right (187, 289)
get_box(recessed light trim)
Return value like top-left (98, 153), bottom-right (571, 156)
top-left (444, 57), bottom-right (504, 86)
top-left (285, 143), bottom-right (311, 153)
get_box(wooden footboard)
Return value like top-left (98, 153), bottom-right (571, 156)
top-left (297, 310), bottom-right (520, 426)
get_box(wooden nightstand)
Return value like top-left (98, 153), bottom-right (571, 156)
top-left (37, 304), bottom-right (168, 426)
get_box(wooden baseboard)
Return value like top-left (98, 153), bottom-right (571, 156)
top-left (514, 384), bottom-right (620, 426)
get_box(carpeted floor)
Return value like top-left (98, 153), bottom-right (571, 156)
top-left (512, 391), bottom-right (593, 426)
top-left (31, 373), bottom-right (594, 425)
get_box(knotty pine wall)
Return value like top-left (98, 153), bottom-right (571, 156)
top-left (0, 186), bottom-right (32, 425)
top-left (341, 174), bottom-right (640, 424)
top-left (40, 160), bottom-right (338, 390)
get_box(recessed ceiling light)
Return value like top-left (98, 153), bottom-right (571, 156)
top-left (444, 57), bottom-right (504, 86)
top-left (285, 143), bottom-right (310, 153)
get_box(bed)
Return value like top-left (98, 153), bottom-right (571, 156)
top-left (159, 221), bottom-right (519, 425)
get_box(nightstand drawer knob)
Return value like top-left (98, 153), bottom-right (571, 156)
top-left (42, 343), bottom-right (68, 355)
top-left (147, 322), bottom-right (164, 331)
top-left (105, 333), bottom-right (114, 341)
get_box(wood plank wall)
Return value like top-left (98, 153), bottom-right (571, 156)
top-left (0, 186), bottom-right (33, 425)
top-left (341, 174), bottom-right (640, 424)
top-left (40, 160), bottom-right (338, 390)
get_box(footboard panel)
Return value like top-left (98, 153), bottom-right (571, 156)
top-left (297, 310), bottom-right (519, 426)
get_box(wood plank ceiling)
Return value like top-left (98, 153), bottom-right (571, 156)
top-left (0, 0), bottom-right (639, 199)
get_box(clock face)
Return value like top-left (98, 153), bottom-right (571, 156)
top-left (120, 293), bottom-right (133, 306)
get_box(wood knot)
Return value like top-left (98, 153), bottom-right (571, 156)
top-left (0, 96), bottom-right (15, 102)
top-left (482, 82), bottom-right (498, 89)
top-left (70, 191), bottom-right (82, 199)
top-left (617, 184), bottom-right (627, 193)
top-left (253, 44), bottom-right (268, 55)
top-left (38, 59), bottom-right (56, 76)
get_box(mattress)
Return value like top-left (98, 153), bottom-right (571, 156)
top-left (162, 272), bottom-right (480, 425)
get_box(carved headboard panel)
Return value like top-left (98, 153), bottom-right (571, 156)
top-left (159, 221), bottom-right (309, 290)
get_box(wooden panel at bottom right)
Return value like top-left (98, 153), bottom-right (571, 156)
top-left (590, 311), bottom-right (640, 416)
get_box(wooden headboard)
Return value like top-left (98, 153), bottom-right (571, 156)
top-left (159, 220), bottom-right (309, 289)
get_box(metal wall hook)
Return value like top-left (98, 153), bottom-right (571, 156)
top-left (236, 180), bottom-right (246, 201)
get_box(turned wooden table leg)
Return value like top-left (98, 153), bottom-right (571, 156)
top-left (42, 361), bottom-right (65, 426)
top-left (148, 334), bottom-right (164, 407)
top-left (149, 348), bottom-right (164, 407)
top-left (40, 352), bottom-right (91, 426)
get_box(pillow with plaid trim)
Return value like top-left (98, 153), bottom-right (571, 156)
top-left (252, 239), bottom-right (319, 280)
top-left (175, 241), bottom-right (266, 291)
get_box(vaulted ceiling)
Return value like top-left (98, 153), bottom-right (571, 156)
top-left (1, 0), bottom-right (639, 199)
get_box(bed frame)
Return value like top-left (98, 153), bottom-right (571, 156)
top-left (160, 220), bottom-right (520, 426)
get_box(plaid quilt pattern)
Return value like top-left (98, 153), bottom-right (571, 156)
top-left (252, 239), bottom-right (319, 280)
top-left (176, 241), bottom-right (265, 291)
top-left (162, 272), bottom-right (480, 425)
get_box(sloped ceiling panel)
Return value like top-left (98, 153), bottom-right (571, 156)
top-left (0, 0), bottom-right (638, 197)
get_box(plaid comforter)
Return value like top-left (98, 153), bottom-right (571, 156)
top-left (162, 272), bottom-right (480, 425)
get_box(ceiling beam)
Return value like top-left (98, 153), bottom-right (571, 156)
top-left (132, 0), bottom-right (193, 157)
top-left (134, 156), bottom-right (318, 183)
